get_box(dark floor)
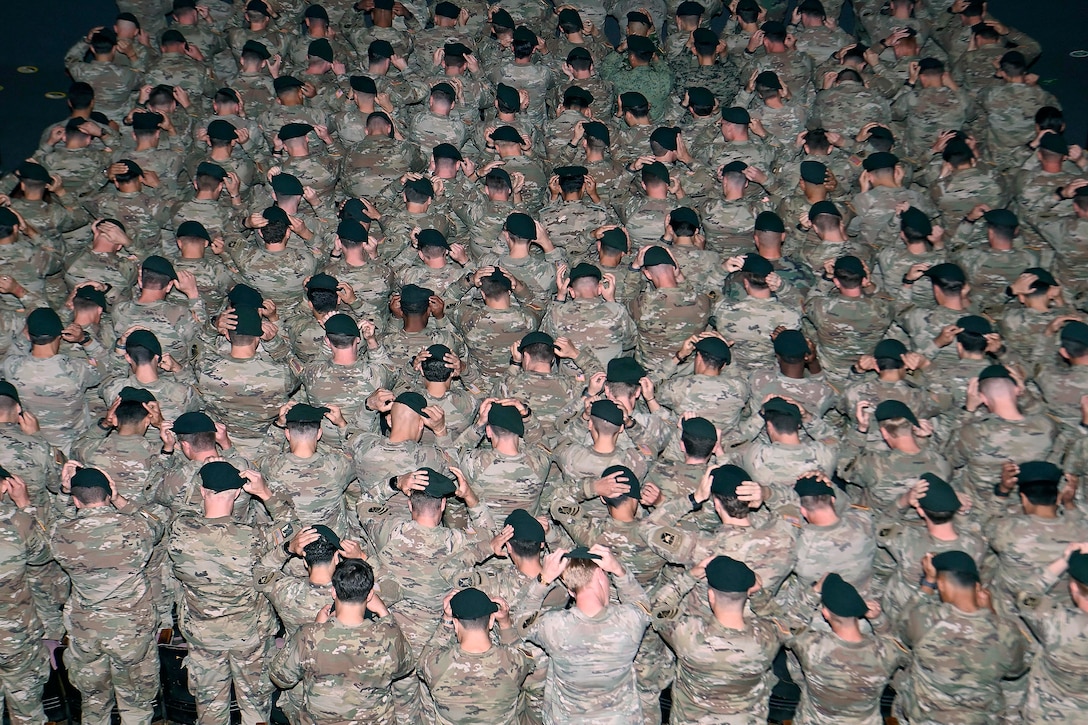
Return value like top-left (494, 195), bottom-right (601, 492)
top-left (0, 0), bottom-right (1084, 174)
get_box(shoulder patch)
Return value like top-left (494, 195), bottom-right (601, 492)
top-left (782, 514), bottom-right (803, 528)
top-left (849, 503), bottom-right (870, 511)
top-left (658, 530), bottom-right (677, 546)
top-left (521, 612), bottom-right (540, 629)
top-left (363, 504), bottom-right (389, 516)
top-left (289, 358), bottom-right (304, 375)
top-left (556, 505), bottom-right (581, 518)
top-left (654, 607), bottom-right (678, 620)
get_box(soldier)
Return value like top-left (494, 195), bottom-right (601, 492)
top-left (714, 254), bottom-right (804, 371)
top-left (652, 554), bottom-right (780, 723)
top-left (0, 382), bottom-right (58, 510)
top-left (167, 460), bottom-right (298, 725)
top-left (49, 464), bottom-right (165, 725)
top-left (449, 269), bottom-right (540, 377)
top-left (0, 472), bottom-right (52, 725)
top-left (269, 558), bottom-right (412, 725)
top-left (894, 550), bottom-right (1028, 723)
top-left (112, 255), bottom-right (206, 366)
top-left (656, 333), bottom-right (751, 432)
top-left (523, 545), bottom-right (652, 724)
top-left (746, 330), bottom-right (837, 424)
top-left (543, 262), bottom-right (637, 368)
top-left (630, 246), bottom-right (710, 371)
top-left (1015, 545), bottom-right (1088, 722)
top-left (418, 587), bottom-right (531, 724)
top-left (1, 308), bottom-right (104, 454)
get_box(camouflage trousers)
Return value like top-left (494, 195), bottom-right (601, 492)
top-left (0, 640), bottom-right (49, 725)
top-left (185, 637), bottom-right (275, 725)
top-left (64, 624), bottom-right (159, 725)
top-left (27, 560), bottom-right (70, 641)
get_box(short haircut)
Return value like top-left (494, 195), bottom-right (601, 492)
top-left (303, 536), bottom-right (339, 566)
top-left (559, 557), bottom-right (598, 592)
top-left (307, 288), bottom-right (339, 314)
top-left (521, 341), bottom-right (555, 365)
top-left (681, 431), bottom-right (716, 458)
top-left (115, 400), bottom-right (150, 426)
top-left (332, 558), bottom-right (375, 603)
top-left (712, 493), bottom-right (750, 518)
top-left (763, 409), bottom-right (800, 434)
top-left (259, 219), bottom-right (289, 244)
top-left (799, 493), bottom-right (835, 510)
top-left (409, 490), bottom-right (445, 516)
top-left (72, 484), bottom-right (109, 505)
top-left (177, 430), bottom-right (216, 450)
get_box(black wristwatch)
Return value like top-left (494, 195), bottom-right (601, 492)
top-left (688, 492), bottom-right (703, 512)
top-left (79, 332), bottom-right (92, 345)
top-left (993, 483), bottom-right (1011, 498)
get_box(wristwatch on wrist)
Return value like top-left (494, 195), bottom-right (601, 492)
top-left (688, 492), bottom-right (703, 512)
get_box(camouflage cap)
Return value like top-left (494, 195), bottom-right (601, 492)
top-left (450, 587), bottom-right (499, 620)
top-left (199, 460), bottom-right (246, 492)
top-left (821, 573), bottom-right (867, 617)
top-left (505, 508), bottom-right (546, 542)
top-left (705, 555), bottom-right (755, 593)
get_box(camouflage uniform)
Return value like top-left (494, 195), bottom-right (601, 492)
top-left (540, 297), bottom-right (637, 370)
top-left (631, 282), bottom-right (711, 370)
top-left (167, 490), bottom-right (298, 725)
top-left (803, 293), bottom-right (893, 381)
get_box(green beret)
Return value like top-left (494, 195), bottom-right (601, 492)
top-left (681, 416), bottom-right (716, 440)
top-left (286, 404), bottom-right (329, 423)
top-left (669, 207), bottom-right (700, 231)
top-left (233, 306), bottom-right (264, 336)
top-left (518, 331), bottom-right (554, 351)
top-left (420, 467), bottom-right (457, 498)
top-left (0, 380), bottom-right (19, 403)
top-left (774, 329), bottom-right (808, 358)
top-left (677, 0), bottom-right (705, 15)
top-left (306, 273), bottom-right (339, 292)
top-left (755, 70), bottom-right (782, 89)
top-left (705, 555), bottom-right (755, 593)
top-left (583, 121), bottom-right (610, 144)
top-left (799, 161), bottom-right (827, 185)
top-left (368, 39), bottom-right (395, 58)
top-left (557, 7), bottom-right (583, 27)
top-left (626, 35), bottom-right (656, 55)
top-left (504, 212), bottom-right (536, 240)
top-left (923, 262), bottom-right (966, 284)
top-left (427, 343), bottom-right (452, 360)
top-left (337, 219), bottom-right (368, 242)
top-left (606, 356), bottom-right (647, 383)
top-left (172, 411), bottom-right (216, 434)
top-left (874, 399), bottom-right (918, 426)
top-left (404, 177), bottom-right (435, 199)
top-left (324, 313), bottom-right (360, 338)
top-left (868, 125), bottom-right (894, 141)
top-left (809, 200), bottom-right (841, 218)
top-left (228, 283), bottom-right (264, 309)
top-left (308, 38), bottom-right (333, 62)
top-left (394, 391), bottom-right (430, 417)
top-left (762, 20), bottom-right (787, 34)
top-left (721, 106), bottom-right (750, 125)
top-left (563, 546), bottom-right (602, 560)
top-left (589, 399), bottom-right (624, 426)
top-left (304, 4), bottom-right (330, 20)
top-left (491, 125), bottom-right (525, 145)
top-left (862, 152), bottom-right (898, 171)
top-left (505, 508), bottom-right (545, 542)
top-left (794, 474), bottom-right (834, 498)
top-left (262, 205), bottom-right (289, 225)
top-left (602, 464), bottom-right (641, 500)
top-left (1060, 321), bottom-right (1088, 347)
top-left (1017, 461), bottom-right (1062, 486)
top-left (982, 209), bottom-right (1018, 228)
top-left (685, 86), bottom-right (714, 108)
top-left (340, 199), bottom-right (371, 224)
top-left (200, 460), bottom-right (246, 493)
top-left (74, 286), bottom-right (108, 310)
top-left (619, 91), bottom-right (648, 110)
top-left (270, 173), bottom-right (304, 196)
top-left (642, 161), bottom-right (670, 183)
top-left (242, 40), bottom-right (271, 59)
top-left (833, 255), bottom-right (865, 277)
top-left (131, 112), bottom-right (163, 131)
top-left (487, 403), bottom-right (525, 437)
top-left (874, 339), bottom-right (907, 360)
top-left (312, 524), bottom-right (341, 548)
top-left (741, 253), bottom-right (773, 277)
top-left (932, 550), bottom-right (979, 580)
top-left (957, 315), bottom-right (992, 335)
top-left (761, 396), bottom-right (801, 421)
top-left (720, 160), bottom-right (748, 176)
top-left (118, 386), bottom-right (156, 404)
top-left (278, 123), bottom-right (313, 141)
top-left (694, 336), bottom-right (731, 363)
top-left (978, 364), bottom-right (1012, 381)
top-left (450, 587), bottom-right (499, 620)
top-left (754, 211), bottom-right (785, 233)
top-left (710, 464), bottom-right (749, 496)
top-left (642, 245), bottom-right (675, 267)
top-left (434, 1), bottom-right (460, 18)
top-left (350, 75), bottom-right (377, 94)
top-left (918, 473), bottom-right (959, 513)
top-left (1023, 267), bottom-right (1057, 289)
top-left (142, 254), bottom-right (178, 280)
top-left (177, 220), bottom-right (212, 241)
top-left (692, 28), bottom-right (718, 46)
top-left (1038, 132), bottom-right (1068, 155)
top-left (569, 262), bottom-right (602, 282)
top-left (513, 26), bottom-right (538, 45)
top-left (821, 573), bottom-right (868, 617)
top-left (273, 75), bottom-right (304, 93)
top-left (650, 126), bottom-right (679, 151)
top-left (555, 165), bottom-right (588, 179)
top-left (27, 308), bottom-right (63, 338)
top-left (566, 47), bottom-right (592, 63)
top-left (71, 467), bottom-right (111, 493)
top-left (15, 161), bottom-right (51, 182)
top-left (918, 57), bottom-right (944, 72)
top-left (900, 207), bottom-right (932, 236)
top-left (600, 228), bottom-right (628, 251)
top-left (1068, 552), bottom-right (1088, 585)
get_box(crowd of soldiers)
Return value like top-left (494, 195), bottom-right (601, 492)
top-left (1, 0), bottom-right (1087, 722)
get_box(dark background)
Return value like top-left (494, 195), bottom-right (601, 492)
top-left (0, 0), bottom-right (1084, 174)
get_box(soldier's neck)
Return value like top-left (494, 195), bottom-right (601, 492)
top-left (132, 365), bottom-right (160, 384)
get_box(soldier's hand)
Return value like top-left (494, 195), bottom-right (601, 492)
top-left (450, 466), bottom-right (475, 505)
top-left (592, 470), bottom-right (631, 498)
top-left (422, 405), bottom-right (447, 436)
top-left (902, 352), bottom-right (928, 372)
top-left (396, 468), bottom-right (429, 495)
top-left (540, 549), bottom-right (569, 585)
top-left (689, 555), bottom-right (714, 580)
top-left (965, 377), bottom-right (982, 412)
top-left (640, 481), bottom-right (663, 508)
top-left (17, 408), bottom-right (39, 435)
top-left (492, 595), bottom-right (512, 628)
top-left (553, 336), bottom-right (578, 360)
top-left (315, 603), bottom-right (333, 624)
top-left (339, 539), bottom-right (366, 560)
top-left (920, 553), bottom-right (937, 583)
top-left (590, 544), bottom-right (624, 576)
top-left (240, 470), bottom-right (273, 500)
top-left (0, 473), bottom-right (31, 509)
top-left (61, 460), bottom-right (83, 494)
top-left (367, 389), bottom-right (395, 413)
top-left (587, 371), bottom-right (607, 396)
top-left (975, 586), bottom-right (994, 612)
top-left (490, 525), bottom-right (514, 557)
top-left (600, 272), bottom-right (616, 302)
top-left (289, 526), bottom-right (322, 556)
top-left (736, 481), bottom-right (764, 509)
